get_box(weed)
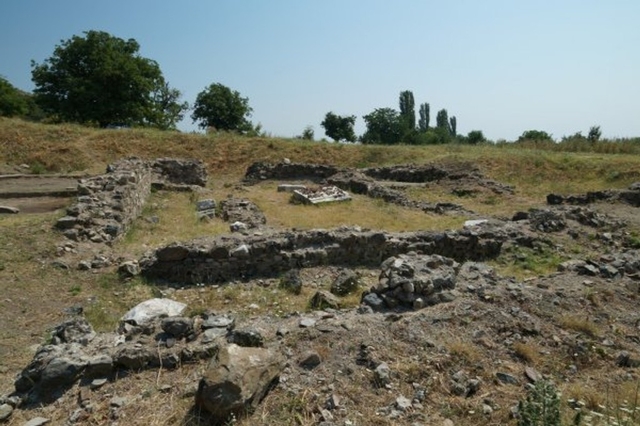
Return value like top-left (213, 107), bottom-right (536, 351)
top-left (567, 381), bottom-right (640, 426)
top-left (517, 380), bottom-right (561, 426)
top-left (29, 161), bottom-right (47, 174)
top-left (68, 284), bottom-right (81, 296)
top-left (626, 232), bottom-right (640, 250)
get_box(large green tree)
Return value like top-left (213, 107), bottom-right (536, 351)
top-left (320, 112), bottom-right (356, 142)
top-left (31, 30), bottom-right (186, 128)
top-left (361, 108), bottom-right (404, 145)
top-left (399, 90), bottom-right (415, 131)
top-left (436, 109), bottom-right (449, 131)
top-left (418, 103), bottom-right (430, 132)
top-left (191, 83), bottom-right (253, 132)
top-left (449, 116), bottom-right (457, 137)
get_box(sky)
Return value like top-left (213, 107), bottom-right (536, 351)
top-left (1, 0), bottom-right (639, 140)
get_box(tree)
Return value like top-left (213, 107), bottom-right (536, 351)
top-left (518, 130), bottom-right (553, 142)
top-left (587, 125), bottom-right (601, 143)
top-left (145, 82), bottom-right (188, 130)
top-left (436, 109), bottom-right (449, 131)
top-left (31, 30), bottom-right (185, 128)
top-left (449, 116), bottom-right (457, 137)
top-left (399, 90), bottom-right (415, 131)
top-left (418, 103), bottom-right (430, 132)
top-left (0, 76), bottom-right (29, 117)
top-left (320, 112), bottom-right (356, 142)
top-left (361, 108), bottom-right (404, 145)
top-left (299, 125), bottom-right (314, 140)
top-left (466, 130), bottom-right (486, 145)
top-left (191, 83), bottom-right (253, 132)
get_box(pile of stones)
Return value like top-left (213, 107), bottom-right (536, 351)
top-left (362, 253), bottom-right (459, 311)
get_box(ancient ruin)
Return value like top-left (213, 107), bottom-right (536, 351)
top-left (5, 156), bottom-right (640, 425)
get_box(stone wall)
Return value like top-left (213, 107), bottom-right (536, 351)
top-left (547, 184), bottom-right (640, 207)
top-left (139, 225), bottom-right (511, 286)
top-left (243, 162), bottom-right (340, 184)
top-left (55, 158), bottom-right (206, 243)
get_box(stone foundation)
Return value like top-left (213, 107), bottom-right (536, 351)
top-left (139, 224), bottom-right (513, 286)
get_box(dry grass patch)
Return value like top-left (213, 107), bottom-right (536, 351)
top-left (513, 341), bottom-right (541, 364)
top-left (446, 338), bottom-right (482, 365)
top-left (559, 315), bottom-right (600, 338)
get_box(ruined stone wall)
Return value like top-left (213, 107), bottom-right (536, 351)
top-left (152, 158), bottom-right (207, 186)
top-left (362, 164), bottom-right (455, 182)
top-left (140, 225), bottom-right (509, 286)
top-left (243, 162), bottom-right (340, 184)
top-left (56, 158), bottom-right (206, 243)
top-left (547, 187), bottom-right (640, 207)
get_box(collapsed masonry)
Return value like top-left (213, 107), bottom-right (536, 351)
top-left (139, 223), bottom-right (525, 286)
top-left (54, 158), bottom-right (207, 243)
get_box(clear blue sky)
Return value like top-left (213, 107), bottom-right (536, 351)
top-left (1, 0), bottom-right (639, 140)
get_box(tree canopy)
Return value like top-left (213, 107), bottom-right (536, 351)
top-left (320, 112), bottom-right (356, 142)
top-left (418, 103), bottom-right (430, 132)
top-left (191, 83), bottom-right (253, 132)
top-left (361, 108), bottom-right (404, 145)
top-left (31, 30), bottom-right (186, 129)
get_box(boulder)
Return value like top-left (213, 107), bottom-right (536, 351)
top-left (196, 344), bottom-right (285, 421)
top-left (330, 269), bottom-right (359, 296)
top-left (279, 269), bottom-right (302, 295)
top-left (50, 318), bottom-right (96, 345)
top-left (40, 357), bottom-right (86, 389)
top-left (118, 261), bottom-right (140, 278)
top-left (161, 317), bottom-right (194, 339)
top-left (120, 298), bottom-right (187, 327)
top-left (227, 328), bottom-right (264, 347)
top-left (309, 290), bottom-right (341, 310)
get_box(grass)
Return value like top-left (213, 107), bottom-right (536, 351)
top-left (492, 244), bottom-right (569, 280)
